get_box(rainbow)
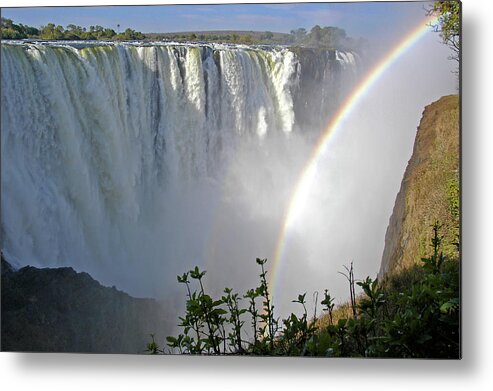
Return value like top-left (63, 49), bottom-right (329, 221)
top-left (269, 14), bottom-right (439, 304)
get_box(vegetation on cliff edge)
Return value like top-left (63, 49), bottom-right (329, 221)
top-left (1, 17), bottom-right (362, 50)
top-left (429, 0), bottom-right (460, 64)
top-left (1, 17), bottom-right (144, 41)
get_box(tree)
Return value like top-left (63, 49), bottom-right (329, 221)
top-left (321, 26), bottom-right (347, 48)
top-left (101, 28), bottom-right (116, 39)
top-left (0, 18), bottom-right (40, 39)
top-left (290, 27), bottom-right (307, 43)
top-left (289, 25), bottom-right (352, 49)
top-left (1, 17), bottom-right (14, 29)
top-left (1, 28), bottom-right (24, 39)
top-left (239, 34), bottom-right (253, 44)
top-left (1, 19), bottom-right (23, 39)
top-left (22, 24), bottom-right (40, 37)
top-left (115, 28), bottom-right (145, 41)
top-left (1, 18), bottom-right (142, 41)
top-left (429, 1), bottom-right (460, 63)
top-left (310, 25), bottom-right (322, 42)
top-left (40, 23), bottom-right (65, 40)
top-left (64, 24), bottom-right (83, 40)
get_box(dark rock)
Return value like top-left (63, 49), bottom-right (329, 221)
top-left (1, 257), bottom-right (174, 353)
top-left (1, 254), bottom-right (14, 276)
top-left (290, 47), bottom-right (359, 132)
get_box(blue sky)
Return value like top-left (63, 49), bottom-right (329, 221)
top-left (2, 1), bottom-right (433, 39)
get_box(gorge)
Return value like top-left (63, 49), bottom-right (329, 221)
top-left (1, 38), bottom-right (457, 352)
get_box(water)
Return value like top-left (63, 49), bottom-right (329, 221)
top-left (1, 41), bottom-right (357, 307)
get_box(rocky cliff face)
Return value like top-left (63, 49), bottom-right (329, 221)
top-left (1, 256), bottom-right (173, 353)
top-left (291, 47), bottom-right (358, 132)
top-left (379, 95), bottom-right (460, 278)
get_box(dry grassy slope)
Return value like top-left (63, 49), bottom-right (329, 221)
top-left (379, 95), bottom-right (460, 278)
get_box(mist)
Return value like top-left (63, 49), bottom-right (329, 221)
top-left (190, 29), bottom-right (457, 317)
top-left (0, 21), bottom-right (456, 326)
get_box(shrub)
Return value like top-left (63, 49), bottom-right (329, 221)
top-left (150, 222), bottom-right (460, 358)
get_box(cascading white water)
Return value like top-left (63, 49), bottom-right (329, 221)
top-left (1, 41), bottom-right (357, 302)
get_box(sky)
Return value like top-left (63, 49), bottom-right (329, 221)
top-left (2, 1), bottom-right (434, 39)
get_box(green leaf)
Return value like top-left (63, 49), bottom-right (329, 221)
top-left (416, 334), bottom-right (432, 345)
top-left (440, 299), bottom-right (459, 314)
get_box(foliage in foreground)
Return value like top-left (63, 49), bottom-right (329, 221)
top-left (148, 222), bottom-right (459, 358)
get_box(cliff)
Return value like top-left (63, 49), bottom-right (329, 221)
top-left (291, 47), bottom-right (358, 131)
top-left (379, 95), bottom-right (460, 278)
top-left (1, 256), bottom-right (173, 353)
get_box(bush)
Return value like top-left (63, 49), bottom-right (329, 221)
top-left (150, 222), bottom-right (459, 358)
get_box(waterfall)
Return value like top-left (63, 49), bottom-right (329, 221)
top-left (1, 41), bottom-right (357, 299)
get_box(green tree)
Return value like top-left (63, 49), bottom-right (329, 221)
top-left (310, 25), bottom-right (322, 43)
top-left (1, 18), bottom-right (142, 41)
top-left (100, 28), bottom-right (116, 39)
top-left (290, 27), bottom-right (307, 43)
top-left (239, 34), bottom-right (253, 44)
top-left (429, 1), bottom-right (460, 63)
top-left (64, 24), bottom-right (83, 40)
top-left (263, 31), bottom-right (274, 40)
top-left (40, 23), bottom-right (65, 40)
top-left (1, 17), bottom-right (14, 29)
top-left (290, 25), bottom-right (352, 49)
top-left (115, 28), bottom-right (145, 41)
top-left (22, 25), bottom-right (40, 37)
top-left (1, 28), bottom-right (24, 39)
top-left (1, 18), bottom-right (32, 39)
